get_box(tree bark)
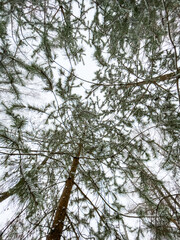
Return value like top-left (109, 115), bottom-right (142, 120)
top-left (46, 143), bottom-right (82, 240)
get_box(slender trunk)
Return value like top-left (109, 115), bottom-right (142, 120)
top-left (46, 143), bottom-right (82, 240)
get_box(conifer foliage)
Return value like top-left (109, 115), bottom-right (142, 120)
top-left (0, 0), bottom-right (180, 239)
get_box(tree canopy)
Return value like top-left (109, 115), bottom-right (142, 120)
top-left (0, 0), bottom-right (180, 239)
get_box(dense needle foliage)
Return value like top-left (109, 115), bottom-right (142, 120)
top-left (0, 0), bottom-right (180, 239)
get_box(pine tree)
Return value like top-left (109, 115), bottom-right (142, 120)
top-left (0, 0), bottom-right (180, 239)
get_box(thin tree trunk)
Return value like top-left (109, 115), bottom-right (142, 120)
top-left (46, 143), bottom-right (82, 240)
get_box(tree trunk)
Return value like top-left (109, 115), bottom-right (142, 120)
top-left (46, 143), bottom-right (82, 240)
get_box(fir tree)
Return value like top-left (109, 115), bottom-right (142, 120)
top-left (0, 0), bottom-right (180, 239)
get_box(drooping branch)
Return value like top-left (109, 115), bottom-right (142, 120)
top-left (0, 148), bottom-right (59, 203)
top-left (0, 190), bottom-right (12, 203)
top-left (74, 182), bottom-right (122, 240)
top-left (46, 143), bottom-right (83, 240)
top-left (0, 178), bottom-right (24, 203)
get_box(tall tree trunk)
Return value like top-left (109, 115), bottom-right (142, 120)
top-left (46, 143), bottom-right (82, 240)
